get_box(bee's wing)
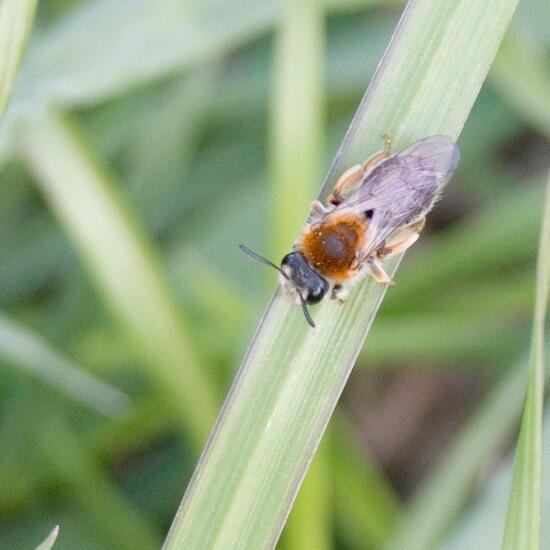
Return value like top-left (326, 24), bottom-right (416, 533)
top-left (334, 135), bottom-right (460, 256)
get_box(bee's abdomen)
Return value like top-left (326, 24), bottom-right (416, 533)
top-left (298, 214), bottom-right (366, 282)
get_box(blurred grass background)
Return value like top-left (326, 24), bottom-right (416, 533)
top-left (0, 0), bottom-right (549, 548)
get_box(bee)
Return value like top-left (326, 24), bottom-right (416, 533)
top-left (241, 135), bottom-right (460, 327)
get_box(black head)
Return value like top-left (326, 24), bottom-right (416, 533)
top-left (280, 252), bottom-right (329, 305)
top-left (239, 245), bottom-right (328, 327)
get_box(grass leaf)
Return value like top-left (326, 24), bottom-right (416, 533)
top-left (33, 525), bottom-right (59, 550)
top-left (0, 0), bottom-right (37, 115)
top-left (0, 312), bottom-right (130, 416)
top-left (21, 114), bottom-right (218, 450)
top-left (164, 1), bottom-right (519, 548)
top-left (501, 172), bottom-right (550, 549)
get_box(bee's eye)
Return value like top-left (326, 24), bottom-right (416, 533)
top-left (305, 283), bottom-right (326, 304)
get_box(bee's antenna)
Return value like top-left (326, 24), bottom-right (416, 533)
top-left (239, 244), bottom-right (288, 279)
top-left (240, 244), bottom-right (316, 328)
top-left (299, 296), bottom-right (316, 328)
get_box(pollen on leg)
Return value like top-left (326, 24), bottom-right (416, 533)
top-left (297, 213), bottom-right (366, 283)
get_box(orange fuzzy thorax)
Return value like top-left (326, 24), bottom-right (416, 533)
top-left (297, 213), bottom-right (367, 283)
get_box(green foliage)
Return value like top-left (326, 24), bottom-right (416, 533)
top-left (23, 113), bottom-right (218, 450)
top-left (0, 0), bottom-right (548, 549)
top-left (501, 175), bottom-right (550, 549)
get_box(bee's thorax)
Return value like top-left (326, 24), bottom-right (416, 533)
top-left (297, 213), bottom-right (366, 282)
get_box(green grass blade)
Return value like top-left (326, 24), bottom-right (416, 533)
top-left (0, 0), bottom-right (37, 115)
top-left (33, 525), bottom-right (59, 550)
top-left (0, 312), bottom-right (130, 416)
top-left (164, 1), bottom-right (518, 548)
top-left (501, 173), bottom-right (550, 549)
top-left (21, 114), bottom-right (218, 450)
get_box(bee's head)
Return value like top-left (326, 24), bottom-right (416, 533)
top-left (280, 252), bottom-right (328, 305)
top-left (239, 245), bottom-right (328, 327)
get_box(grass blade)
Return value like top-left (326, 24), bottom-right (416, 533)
top-left (33, 525), bottom-right (59, 550)
top-left (21, 114), bottom-right (218, 450)
top-left (164, 1), bottom-right (518, 548)
top-left (0, 0), bottom-right (37, 115)
top-left (501, 172), bottom-right (550, 549)
top-left (0, 312), bottom-right (130, 416)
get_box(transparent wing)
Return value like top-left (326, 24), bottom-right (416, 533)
top-left (334, 135), bottom-right (460, 256)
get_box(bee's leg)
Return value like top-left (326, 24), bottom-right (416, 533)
top-left (329, 133), bottom-right (392, 205)
top-left (328, 164), bottom-right (365, 206)
top-left (358, 133), bottom-right (392, 175)
top-left (377, 218), bottom-right (426, 259)
top-left (363, 217), bottom-right (424, 286)
top-left (309, 199), bottom-right (333, 220)
top-left (331, 283), bottom-right (351, 303)
top-left (366, 258), bottom-right (395, 286)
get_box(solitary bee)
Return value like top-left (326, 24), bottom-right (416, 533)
top-left (241, 135), bottom-right (460, 327)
